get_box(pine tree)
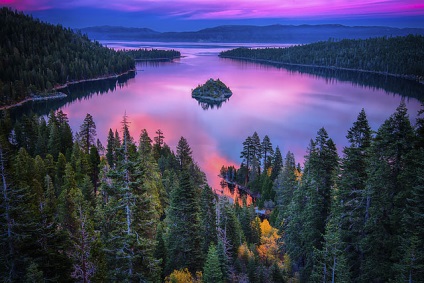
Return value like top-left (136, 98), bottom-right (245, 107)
top-left (68, 187), bottom-right (96, 283)
top-left (270, 146), bottom-right (283, 181)
top-left (102, 114), bottom-right (161, 281)
top-left (362, 101), bottom-right (415, 282)
top-left (106, 128), bottom-right (115, 167)
top-left (35, 116), bottom-right (48, 157)
top-left (203, 244), bottom-right (224, 283)
top-left (153, 129), bottom-right (165, 160)
top-left (262, 135), bottom-right (274, 171)
top-left (76, 113), bottom-right (96, 154)
top-left (310, 206), bottom-right (350, 283)
top-left (200, 185), bottom-right (218, 257)
top-left (251, 131), bottom-right (262, 176)
top-left (274, 151), bottom-right (298, 227)
top-left (139, 128), bottom-right (152, 160)
top-left (336, 109), bottom-right (372, 280)
top-left (283, 128), bottom-right (338, 281)
top-left (166, 170), bottom-right (203, 275)
top-left (176, 136), bottom-right (193, 170)
top-left (240, 136), bottom-right (253, 185)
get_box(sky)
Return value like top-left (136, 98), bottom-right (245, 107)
top-left (1, 0), bottom-right (423, 31)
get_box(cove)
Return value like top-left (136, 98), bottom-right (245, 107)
top-left (12, 42), bottom-right (423, 200)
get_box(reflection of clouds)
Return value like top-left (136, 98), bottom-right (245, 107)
top-left (61, 45), bottom-right (421, 196)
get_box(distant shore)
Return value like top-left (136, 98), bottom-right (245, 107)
top-left (0, 69), bottom-right (136, 111)
top-left (220, 55), bottom-right (423, 82)
top-left (134, 56), bottom-right (182, 62)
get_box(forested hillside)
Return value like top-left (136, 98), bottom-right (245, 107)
top-left (0, 110), bottom-right (286, 282)
top-left (220, 35), bottom-right (424, 79)
top-left (220, 102), bottom-right (424, 282)
top-left (0, 8), bottom-right (135, 107)
top-left (1, 101), bottom-right (423, 282)
top-left (124, 48), bottom-right (181, 60)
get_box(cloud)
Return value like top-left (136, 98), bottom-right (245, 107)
top-left (2, 0), bottom-right (423, 19)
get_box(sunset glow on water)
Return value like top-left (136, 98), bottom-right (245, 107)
top-left (59, 43), bottom-right (421, 199)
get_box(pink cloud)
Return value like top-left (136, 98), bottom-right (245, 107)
top-left (1, 0), bottom-right (422, 19)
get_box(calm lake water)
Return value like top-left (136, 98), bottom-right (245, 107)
top-left (21, 42), bottom-right (424, 199)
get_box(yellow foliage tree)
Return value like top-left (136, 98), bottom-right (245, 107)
top-left (260, 219), bottom-right (275, 238)
top-left (238, 242), bottom-right (255, 262)
top-left (164, 268), bottom-right (202, 283)
top-left (257, 219), bottom-right (281, 266)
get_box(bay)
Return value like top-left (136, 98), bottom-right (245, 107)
top-left (15, 41), bottom-right (423, 200)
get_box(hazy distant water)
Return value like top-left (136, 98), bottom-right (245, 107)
top-left (56, 42), bottom-right (422, 196)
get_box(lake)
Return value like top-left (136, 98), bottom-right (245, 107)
top-left (18, 42), bottom-right (424, 200)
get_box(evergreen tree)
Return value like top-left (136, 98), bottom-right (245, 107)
top-left (106, 128), bottom-right (115, 167)
top-left (200, 185), bottom-right (218, 257)
top-left (176, 136), bottom-right (193, 170)
top-left (35, 116), bottom-right (48, 157)
top-left (270, 146), bottom-right (283, 181)
top-left (240, 136), bottom-right (253, 185)
top-left (274, 151), bottom-right (298, 227)
top-left (251, 131), bottom-right (262, 176)
top-left (166, 170), bottom-right (203, 275)
top-left (89, 146), bottom-right (100, 195)
top-left (153, 129), bottom-right (165, 160)
top-left (283, 128), bottom-right (338, 281)
top-left (203, 244), bottom-right (224, 283)
top-left (139, 128), bottom-right (153, 160)
top-left (362, 101), bottom-right (416, 282)
top-left (336, 109), bottom-right (372, 280)
top-left (102, 114), bottom-right (161, 281)
top-left (76, 113), bottom-right (97, 154)
top-left (67, 187), bottom-right (96, 283)
top-left (262, 135), bottom-right (274, 171)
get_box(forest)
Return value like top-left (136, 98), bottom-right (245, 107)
top-left (0, 8), bottom-right (179, 109)
top-left (123, 48), bottom-right (181, 61)
top-left (220, 35), bottom-right (424, 80)
top-left (1, 100), bottom-right (423, 282)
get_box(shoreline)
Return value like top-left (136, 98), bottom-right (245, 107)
top-left (0, 69), bottom-right (136, 111)
top-left (134, 56), bottom-right (182, 62)
top-left (219, 55), bottom-right (422, 82)
top-left (53, 69), bottom-right (136, 91)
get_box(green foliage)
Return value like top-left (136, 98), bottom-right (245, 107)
top-left (0, 7), bottom-right (135, 107)
top-left (76, 113), bottom-right (96, 153)
top-left (192, 78), bottom-right (232, 99)
top-left (200, 185), bottom-right (218, 257)
top-left (203, 244), bottom-right (224, 283)
top-left (165, 170), bottom-right (203, 275)
top-left (124, 48), bottom-right (180, 60)
top-left (221, 35), bottom-right (424, 78)
top-left (2, 102), bottom-right (424, 282)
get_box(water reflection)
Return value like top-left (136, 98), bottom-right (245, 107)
top-left (7, 43), bottom-right (423, 201)
top-left (193, 97), bottom-right (231, 110)
top-left (217, 179), bottom-right (253, 205)
top-left (8, 72), bottom-right (136, 119)
top-left (223, 58), bottom-right (424, 101)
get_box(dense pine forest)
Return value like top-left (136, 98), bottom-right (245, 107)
top-left (124, 48), bottom-right (181, 61)
top-left (0, 8), bottom-right (184, 109)
top-left (1, 100), bottom-right (423, 282)
top-left (0, 8), bottom-right (135, 107)
top-left (220, 35), bottom-right (424, 80)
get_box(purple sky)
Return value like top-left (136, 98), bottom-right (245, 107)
top-left (1, 0), bottom-right (423, 30)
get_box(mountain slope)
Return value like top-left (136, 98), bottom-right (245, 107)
top-left (80, 24), bottom-right (424, 43)
top-left (0, 8), bottom-right (135, 107)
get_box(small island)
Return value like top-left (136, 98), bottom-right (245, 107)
top-left (191, 78), bottom-right (233, 101)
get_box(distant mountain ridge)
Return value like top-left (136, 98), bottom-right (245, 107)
top-left (80, 24), bottom-right (424, 43)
